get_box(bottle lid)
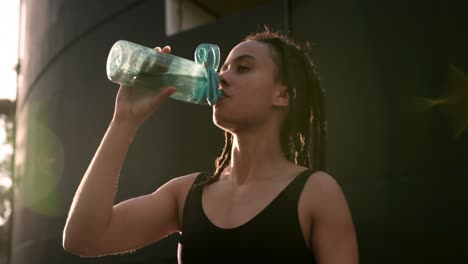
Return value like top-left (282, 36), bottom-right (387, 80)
top-left (194, 44), bottom-right (220, 71)
top-left (194, 43), bottom-right (221, 105)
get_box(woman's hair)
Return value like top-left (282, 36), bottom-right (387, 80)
top-left (203, 28), bottom-right (326, 186)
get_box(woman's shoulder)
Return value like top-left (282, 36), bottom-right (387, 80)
top-left (164, 172), bottom-right (207, 229)
top-left (165, 172), bottom-right (205, 192)
top-left (166, 171), bottom-right (214, 202)
top-left (303, 170), bottom-right (341, 196)
top-left (301, 170), bottom-right (350, 216)
top-left (307, 170), bottom-right (336, 183)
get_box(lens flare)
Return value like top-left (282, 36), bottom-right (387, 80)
top-left (401, 64), bottom-right (468, 138)
top-left (14, 102), bottom-right (64, 216)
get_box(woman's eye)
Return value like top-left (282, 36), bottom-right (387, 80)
top-left (237, 66), bottom-right (249, 73)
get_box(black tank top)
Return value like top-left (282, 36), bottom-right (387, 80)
top-left (179, 169), bottom-right (317, 264)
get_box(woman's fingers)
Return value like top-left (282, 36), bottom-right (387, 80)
top-left (153, 46), bottom-right (171, 53)
top-left (160, 86), bottom-right (176, 99)
top-left (161, 46), bottom-right (171, 53)
top-left (149, 86), bottom-right (176, 110)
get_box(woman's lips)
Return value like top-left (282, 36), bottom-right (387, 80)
top-left (220, 89), bottom-right (230, 98)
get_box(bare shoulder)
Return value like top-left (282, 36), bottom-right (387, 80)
top-left (304, 170), bottom-right (343, 194)
top-left (302, 171), bottom-right (349, 212)
top-left (303, 171), bottom-right (359, 263)
top-left (161, 172), bottom-right (202, 200)
top-left (163, 172), bottom-right (201, 189)
top-left (160, 172), bottom-right (205, 228)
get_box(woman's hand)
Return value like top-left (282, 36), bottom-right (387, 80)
top-left (112, 46), bottom-right (176, 127)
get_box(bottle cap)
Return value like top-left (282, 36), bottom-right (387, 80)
top-left (194, 43), bottom-right (220, 71)
top-left (194, 44), bottom-right (221, 105)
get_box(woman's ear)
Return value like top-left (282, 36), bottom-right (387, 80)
top-left (272, 85), bottom-right (290, 107)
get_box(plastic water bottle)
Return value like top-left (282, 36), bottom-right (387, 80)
top-left (106, 40), bottom-right (221, 105)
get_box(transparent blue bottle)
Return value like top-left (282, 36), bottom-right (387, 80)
top-left (106, 40), bottom-right (221, 105)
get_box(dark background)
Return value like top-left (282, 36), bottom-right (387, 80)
top-left (9, 0), bottom-right (468, 263)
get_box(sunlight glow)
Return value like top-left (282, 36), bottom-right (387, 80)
top-left (0, 0), bottom-right (20, 101)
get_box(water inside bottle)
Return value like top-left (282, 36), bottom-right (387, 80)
top-left (130, 72), bottom-right (208, 104)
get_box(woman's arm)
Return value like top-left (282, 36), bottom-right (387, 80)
top-left (63, 45), bottom-right (183, 256)
top-left (63, 117), bottom-right (189, 256)
top-left (309, 172), bottom-right (359, 264)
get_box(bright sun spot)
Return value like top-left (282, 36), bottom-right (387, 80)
top-left (0, 0), bottom-right (20, 101)
top-left (0, 0), bottom-right (19, 206)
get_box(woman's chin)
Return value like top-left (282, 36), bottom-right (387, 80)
top-left (212, 113), bottom-right (234, 131)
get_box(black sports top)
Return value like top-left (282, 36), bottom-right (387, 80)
top-left (178, 169), bottom-right (317, 263)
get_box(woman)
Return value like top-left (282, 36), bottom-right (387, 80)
top-left (63, 29), bottom-right (359, 263)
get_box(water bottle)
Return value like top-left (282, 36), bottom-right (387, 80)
top-left (106, 40), bottom-right (221, 105)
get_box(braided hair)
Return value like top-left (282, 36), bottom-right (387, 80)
top-left (202, 28), bottom-right (326, 186)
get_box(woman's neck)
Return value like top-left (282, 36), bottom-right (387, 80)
top-left (225, 129), bottom-right (289, 184)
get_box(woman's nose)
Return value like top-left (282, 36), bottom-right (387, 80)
top-left (219, 71), bottom-right (229, 87)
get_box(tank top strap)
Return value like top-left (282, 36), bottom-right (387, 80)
top-left (184, 171), bottom-right (209, 210)
top-left (291, 168), bottom-right (317, 188)
top-left (194, 171), bottom-right (210, 184)
top-left (278, 168), bottom-right (318, 206)
top-left (180, 172), bottom-right (209, 244)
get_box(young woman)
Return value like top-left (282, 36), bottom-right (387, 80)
top-left (63, 29), bottom-right (359, 263)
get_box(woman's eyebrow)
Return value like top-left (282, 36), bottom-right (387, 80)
top-left (221, 54), bottom-right (255, 71)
